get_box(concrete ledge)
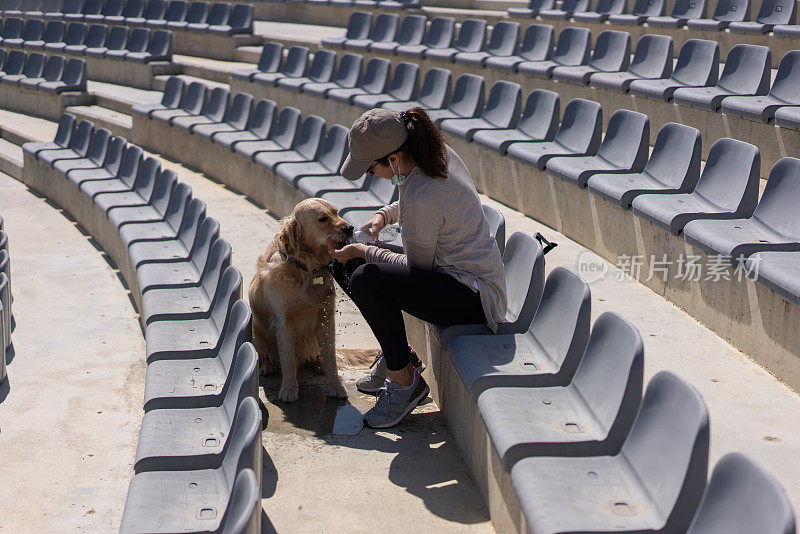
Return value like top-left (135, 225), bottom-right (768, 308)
top-left (169, 30), bottom-right (261, 62)
top-left (0, 83), bottom-right (91, 121)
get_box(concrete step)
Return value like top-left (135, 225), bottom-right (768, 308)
top-left (65, 105), bottom-right (133, 139)
top-left (0, 108), bottom-right (57, 146)
top-left (172, 55), bottom-right (251, 85)
top-left (153, 73), bottom-right (229, 93)
top-left (234, 45), bottom-right (262, 64)
top-left (0, 138), bottom-right (24, 181)
top-left (253, 20), bottom-right (344, 51)
top-left (88, 80), bottom-right (163, 116)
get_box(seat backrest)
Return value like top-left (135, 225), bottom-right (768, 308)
top-left (257, 42), bottom-right (282, 73)
top-left (686, 453), bottom-right (796, 534)
top-left (588, 30), bottom-right (631, 71)
top-left (629, 0), bottom-right (665, 16)
top-left (454, 18), bottom-right (487, 53)
top-left (596, 109), bottom-right (649, 169)
top-left (163, 0), bottom-right (187, 21)
top-left (559, 0), bottom-right (592, 12)
top-left (316, 124), bottom-right (348, 173)
top-left (228, 4), bottom-right (252, 31)
top-left (621, 371), bottom-right (709, 533)
top-left (307, 49), bottom-right (336, 83)
top-left (672, 38), bottom-right (719, 86)
top-left (224, 92), bottom-right (253, 129)
top-left (554, 98), bottom-right (603, 153)
top-left (709, 0), bottom-right (749, 21)
top-left (396, 14), bottom-right (426, 46)
top-left (220, 396), bottom-right (262, 490)
top-left (281, 46), bottom-right (309, 77)
top-left (205, 1), bottom-right (229, 25)
top-left (247, 98), bottom-right (277, 139)
top-left (70, 119), bottom-right (94, 154)
top-left (85, 126), bottom-right (111, 165)
top-left (221, 342), bottom-right (258, 420)
top-left (386, 61), bottom-right (419, 100)
top-left (61, 57), bottom-right (86, 89)
top-left (447, 73), bottom-right (485, 118)
top-left (518, 89), bottom-right (560, 141)
top-left (180, 81), bottom-right (207, 114)
top-left (482, 80), bottom-right (522, 128)
top-left (332, 53), bottom-right (362, 87)
top-left (529, 266), bottom-right (591, 380)
top-left (185, 0), bottom-right (209, 23)
top-left (126, 27), bottom-right (149, 52)
top-left (200, 238), bottom-right (232, 299)
top-left (294, 115), bottom-right (326, 160)
top-left (628, 34), bottom-right (673, 78)
top-left (717, 44), bottom-right (771, 94)
top-left (694, 138), bottom-right (760, 215)
top-left (84, 23), bottom-right (107, 47)
top-left (150, 167), bottom-right (177, 213)
top-left (102, 135), bottom-right (126, 175)
top-left (62, 22), bottom-right (86, 45)
top-left (753, 0), bottom-right (795, 23)
top-left (2, 50), bottom-right (25, 75)
top-left (767, 50), bottom-right (800, 102)
top-left (670, 0), bottom-right (707, 18)
top-left (22, 52), bottom-right (46, 79)
top-left (369, 175), bottom-right (398, 204)
top-left (498, 232), bottom-right (545, 331)
top-left (517, 23), bottom-right (554, 62)
top-left (146, 29), bottom-right (171, 58)
top-left (102, 0), bottom-right (124, 16)
top-left (642, 122), bottom-right (702, 191)
top-left (270, 106), bottom-right (302, 149)
top-left (116, 145), bottom-right (143, 186)
top-left (486, 21), bottom-right (520, 56)
top-left (81, 0), bottom-right (101, 15)
top-left (131, 155), bottom-right (160, 197)
top-left (552, 26), bottom-right (592, 66)
top-left (1, 18), bottom-right (23, 39)
top-left (21, 18), bottom-right (43, 40)
top-left (219, 469), bottom-right (260, 534)
top-left (359, 57), bottom-right (391, 94)
top-left (751, 157), bottom-right (800, 239)
top-left (213, 294), bottom-right (252, 370)
top-left (594, 0), bottom-right (627, 14)
top-left (572, 311), bottom-right (644, 453)
top-left (42, 20), bottom-right (65, 43)
top-left (41, 0), bottom-right (61, 12)
top-left (163, 181), bottom-right (193, 229)
top-left (202, 86), bottom-right (230, 121)
top-left (423, 16), bottom-right (456, 48)
top-left (104, 25), bottom-right (128, 50)
top-left (122, 0), bottom-right (146, 18)
top-left (0, 50), bottom-right (6, 72)
top-left (345, 11), bottom-right (372, 40)
top-left (52, 113), bottom-right (76, 147)
top-left (418, 67), bottom-right (451, 109)
top-left (368, 12), bottom-right (399, 43)
top-left (482, 204), bottom-right (506, 254)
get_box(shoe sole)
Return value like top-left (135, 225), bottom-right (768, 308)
top-left (356, 363), bottom-right (427, 395)
top-left (363, 381), bottom-right (430, 429)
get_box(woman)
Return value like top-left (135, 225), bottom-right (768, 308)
top-left (329, 107), bottom-right (507, 428)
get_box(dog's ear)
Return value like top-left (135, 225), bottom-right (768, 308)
top-left (277, 216), bottom-right (303, 256)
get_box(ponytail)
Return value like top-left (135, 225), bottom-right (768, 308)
top-left (399, 107), bottom-right (448, 179)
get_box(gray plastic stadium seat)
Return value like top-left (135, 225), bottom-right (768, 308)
top-left (629, 39), bottom-right (719, 100)
top-left (114, 179), bottom-right (193, 240)
top-left (213, 98), bottom-right (275, 150)
top-left (507, 98), bottom-right (602, 170)
top-left (552, 30), bottom-right (631, 85)
top-left (44, 21), bottom-right (85, 52)
top-left (26, 20), bottom-right (64, 50)
top-left (234, 105), bottom-right (301, 161)
top-left (38, 118), bottom-right (93, 166)
top-left (687, 453), bottom-right (796, 534)
top-left (218, 469), bottom-right (261, 534)
top-left (455, 21), bottom-right (519, 67)
top-left (106, 26), bottom-right (148, 59)
top-left (172, 85), bottom-right (230, 133)
top-left (439, 232), bottom-right (544, 349)
top-left (426, 73), bottom-right (484, 124)
top-left (396, 16), bottom-right (455, 59)
top-left (517, 26), bottom-right (591, 78)
top-left (513, 370), bottom-right (709, 534)
top-left (322, 11), bottom-right (371, 48)
top-left (370, 14), bottom-right (425, 54)
top-left (687, 0), bottom-right (750, 29)
top-left (352, 60), bottom-right (419, 109)
top-left (774, 22), bottom-right (800, 36)
top-left (79, 144), bottom-right (144, 198)
top-left (590, 34), bottom-right (673, 93)
top-left (127, 0), bottom-right (162, 25)
top-left (23, 112), bottom-right (75, 157)
top-left (278, 124), bottom-right (349, 188)
top-left (588, 122), bottom-right (702, 208)
top-left (132, 75), bottom-right (183, 117)
top-left (0, 51), bottom-right (26, 83)
top-left (135, 343), bottom-right (258, 472)
top-left (103, 168), bottom-right (177, 229)
top-left (254, 114), bottom-right (325, 172)
top-left (253, 45), bottom-right (308, 87)
top-left (322, 174), bottom-right (398, 215)
top-left (230, 41), bottom-right (282, 82)
top-left (277, 49), bottom-right (336, 92)
top-left (3, 18), bottom-right (43, 47)
top-left (448, 267), bottom-right (590, 400)
top-left (682, 157), bottom-right (800, 262)
top-left (774, 106), bottom-right (800, 131)
top-left (482, 204), bottom-right (506, 255)
top-left (74, 0), bottom-right (102, 20)
top-left (210, 4), bottom-right (253, 35)
top-left (6, 52), bottom-right (46, 87)
top-left (187, 1), bottom-right (227, 32)
top-left (473, 89), bottom-right (559, 154)
top-left (382, 67), bottom-right (451, 113)
top-left (302, 53), bottom-right (362, 98)
top-left (648, 0), bottom-right (708, 26)
top-left (729, 0), bottom-right (795, 33)
top-left (151, 80), bottom-right (206, 124)
top-left (479, 311), bottom-right (643, 470)
top-left (672, 44), bottom-right (771, 111)
top-left (327, 57), bottom-right (391, 104)
top-left (52, 126), bottom-right (110, 175)
top-left (112, 0), bottom-right (144, 23)
top-left (89, 0), bottom-right (123, 21)
top-left (87, 24), bottom-right (128, 58)
top-left (0, 18), bottom-right (23, 44)
top-left (507, 0), bottom-right (556, 17)
top-left (573, 0), bottom-right (627, 22)
top-left (64, 23), bottom-right (104, 55)
top-left (18, 54), bottom-right (63, 90)
top-left (425, 18), bottom-right (487, 63)
top-left (720, 50), bottom-right (800, 122)
top-left (546, 109), bottom-right (649, 188)
top-left (345, 13), bottom-right (398, 52)
top-left (610, 0), bottom-right (666, 24)
top-left (632, 138), bottom-right (760, 235)
top-left (119, 395), bottom-right (261, 534)
top-left (166, 0), bottom-right (207, 30)
top-left (486, 23), bottom-right (553, 73)
top-left (441, 80), bottom-right (522, 140)
top-left (746, 249), bottom-right (800, 305)
top-left (91, 154), bottom-right (160, 210)
top-left (539, 0), bottom-right (592, 19)
top-left (194, 92), bottom-right (253, 142)
top-left (66, 134), bottom-right (124, 187)
top-left (145, 0), bottom-right (183, 27)
top-left (129, 29), bottom-right (171, 63)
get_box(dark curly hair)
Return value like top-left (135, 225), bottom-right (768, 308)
top-left (376, 107), bottom-right (448, 179)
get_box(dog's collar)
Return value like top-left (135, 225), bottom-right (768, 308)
top-left (278, 245), bottom-right (325, 285)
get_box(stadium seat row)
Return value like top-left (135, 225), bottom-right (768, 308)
top-left (0, 48), bottom-right (86, 91)
top-left (252, 0), bottom-right (419, 10)
top-left (0, 224), bottom-right (11, 388)
top-left (21, 114), bottom-right (262, 533)
top-left (0, 18), bottom-right (173, 62)
top-left (0, 0), bottom-right (253, 35)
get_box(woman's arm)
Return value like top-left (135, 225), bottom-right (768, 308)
top-left (377, 202), bottom-right (399, 225)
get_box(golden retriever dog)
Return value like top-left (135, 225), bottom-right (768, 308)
top-left (249, 198), bottom-right (354, 402)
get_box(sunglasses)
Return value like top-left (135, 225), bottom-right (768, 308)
top-left (366, 161), bottom-right (378, 175)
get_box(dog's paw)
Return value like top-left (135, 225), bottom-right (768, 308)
top-left (327, 380), bottom-right (348, 399)
top-left (278, 383), bottom-right (299, 403)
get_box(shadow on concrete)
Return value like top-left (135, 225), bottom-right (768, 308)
top-left (10, 313), bottom-right (15, 334)
top-left (262, 445), bottom-right (277, 499)
top-left (261, 508), bottom-right (278, 534)
top-left (0, 377), bottom-right (9, 403)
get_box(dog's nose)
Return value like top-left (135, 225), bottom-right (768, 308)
top-left (344, 225), bottom-right (354, 236)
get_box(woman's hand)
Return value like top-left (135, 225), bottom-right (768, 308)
top-left (361, 212), bottom-right (386, 238)
top-left (329, 243), bottom-right (369, 262)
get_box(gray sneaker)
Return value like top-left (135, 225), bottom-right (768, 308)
top-left (363, 371), bottom-right (430, 428)
top-left (356, 348), bottom-right (426, 394)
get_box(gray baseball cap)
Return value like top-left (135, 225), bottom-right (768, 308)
top-left (340, 108), bottom-right (408, 180)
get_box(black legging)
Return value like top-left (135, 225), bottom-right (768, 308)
top-left (332, 255), bottom-right (486, 372)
